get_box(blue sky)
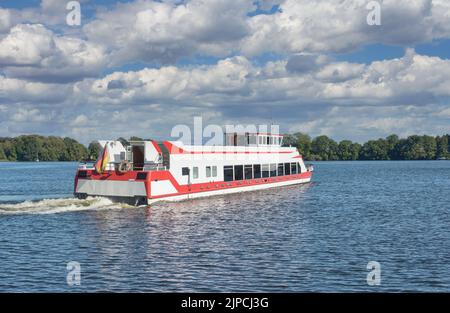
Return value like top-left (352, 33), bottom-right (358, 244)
top-left (1, 0), bottom-right (450, 144)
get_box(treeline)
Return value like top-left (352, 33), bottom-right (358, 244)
top-left (0, 135), bottom-right (89, 161)
top-left (2, 133), bottom-right (450, 162)
top-left (283, 133), bottom-right (450, 161)
top-left (0, 135), bottom-right (146, 162)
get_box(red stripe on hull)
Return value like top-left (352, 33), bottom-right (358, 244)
top-left (148, 170), bottom-right (312, 199)
top-left (75, 169), bottom-right (312, 200)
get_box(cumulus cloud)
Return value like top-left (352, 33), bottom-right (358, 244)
top-left (0, 8), bottom-right (12, 33)
top-left (0, 24), bottom-right (107, 83)
top-left (2, 0), bottom-right (450, 142)
top-left (0, 74), bottom-right (71, 103)
top-left (83, 0), bottom-right (254, 65)
top-left (242, 0), bottom-right (450, 56)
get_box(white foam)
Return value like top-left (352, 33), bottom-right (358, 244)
top-left (0, 197), bottom-right (131, 215)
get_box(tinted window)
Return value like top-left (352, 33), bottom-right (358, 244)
top-left (212, 166), bottom-right (217, 177)
top-left (278, 164), bottom-right (284, 176)
top-left (244, 165), bottom-right (253, 179)
top-left (224, 166), bottom-right (234, 182)
top-left (291, 163), bottom-right (297, 174)
top-left (262, 164), bottom-right (270, 178)
top-left (270, 164), bottom-right (277, 177)
top-left (297, 162), bottom-right (302, 173)
top-left (253, 164), bottom-right (261, 178)
top-left (182, 167), bottom-right (190, 176)
top-left (206, 166), bottom-right (211, 177)
top-left (285, 163), bottom-right (291, 175)
top-left (234, 165), bottom-right (244, 181)
top-left (136, 172), bottom-right (147, 180)
top-left (193, 167), bottom-right (199, 179)
top-left (77, 170), bottom-right (87, 178)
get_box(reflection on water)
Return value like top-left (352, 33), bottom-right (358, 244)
top-left (1, 161), bottom-right (450, 291)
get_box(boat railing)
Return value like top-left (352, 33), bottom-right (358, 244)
top-left (78, 162), bottom-right (95, 170)
top-left (78, 162), bottom-right (167, 172)
top-left (142, 164), bottom-right (167, 171)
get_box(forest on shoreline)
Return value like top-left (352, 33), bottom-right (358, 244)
top-left (1, 133), bottom-right (450, 162)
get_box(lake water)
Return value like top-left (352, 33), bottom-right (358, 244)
top-left (0, 161), bottom-right (449, 292)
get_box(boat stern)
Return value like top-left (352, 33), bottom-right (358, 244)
top-left (74, 168), bottom-right (151, 205)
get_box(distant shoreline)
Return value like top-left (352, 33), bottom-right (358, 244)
top-left (2, 133), bottom-right (450, 162)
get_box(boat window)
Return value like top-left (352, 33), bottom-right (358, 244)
top-left (193, 167), bottom-right (199, 179)
top-left (237, 135), bottom-right (246, 146)
top-left (269, 137), bottom-right (274, 145)
top-left (132, 145), bottom-right (145, 170)
top-left (212, 166), bottom-right (217, 177)
top-left (297, 162), bottom-right (302, 173)
top-left (278, 164), bottom-right (284, 176)
top-left (244, 165), bottom-right (253, 179)
top-left (266, 136), bottom-right (270, 145)
top-left (224, 166), bottom-right (234, 182)
top-left (284, 163), bottom-right (291, 175)
top-left (291, 163), bottom-right (297, 174)
top-left (182, 167), bottom-right (190, 176)
top-left (234, 165), bottom-right (244, 181)
top-left (206, 166), bottom-right (211, 178)
top-left (270, 164), bottom-right (277, 177)
top-left (253, 164), bottom-right (261, 178)
top-left (262, 164), bottom-right (270, 178)
top-left (249, 135), bottom-right (257, 145)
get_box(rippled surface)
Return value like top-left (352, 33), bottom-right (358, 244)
top-left (1, 161), bottom-right (450, 292)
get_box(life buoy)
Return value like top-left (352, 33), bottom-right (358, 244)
top-left (118, 160), bottom-right (132, 174)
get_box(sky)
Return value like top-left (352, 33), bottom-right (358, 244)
top-left (1, 0), bottom-right (450, 144)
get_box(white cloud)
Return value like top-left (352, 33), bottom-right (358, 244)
top-left (0, 8), bottom-right (12, 33)
top-left (242, 0), bottom-right (450, 56)
top-left (0, 75), bottom-right (71, 103)
top-left (83, 0), bottom-right (254, 65)
top-left (2, 0), bottom-right (450, 142)
top-left (11, 108), bottom-right (49, 123)
top-left (0, 24), bottom-right (106, 83)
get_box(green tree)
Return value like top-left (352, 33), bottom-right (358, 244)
top-left (1, 140), bottom-right (17, 161)
top-left (394, 135), bottom-right (436, 160)
top-left (386, 134), bottom-right (399, 159)
top-left (116, 137), bottom-right (130, 147)
top-left (337, 140), bottom-right (361, 160)
top-left (422, 135), bottom-right (437, 160)
top-left (0, 144), bottom-right (6, 160)
top-left (88, 141), bottom-right (101, 160)
top-left (359, 139), bottom-right (390, 160)
top-left (295, 133), bottom-right (312, 159)
top-left (13, 135), bottom-right (44, 161)
top-left (311, 135), bottom-right (338, 161)
top-left (436, 135), bottom-right (449, 159)
top-left (63, 137), bottom-right (88, 161)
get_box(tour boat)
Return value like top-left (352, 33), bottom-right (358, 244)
top-left (74, 132), bottom-right (313, 205)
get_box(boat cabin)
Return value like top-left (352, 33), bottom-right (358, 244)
top-left (224, 132), bottom-right (283, 147)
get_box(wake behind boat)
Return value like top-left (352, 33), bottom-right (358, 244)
top-left (74, 132), bottom-right (313, 205)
